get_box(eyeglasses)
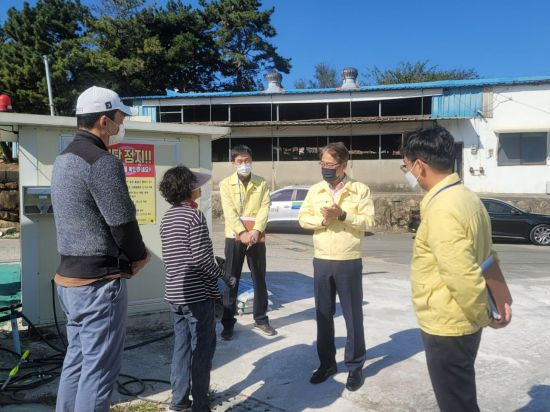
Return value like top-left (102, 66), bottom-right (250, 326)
top-left (400, 158), bottom-right (422, 173)
top-left (319, 161), bottom-right (341, 169)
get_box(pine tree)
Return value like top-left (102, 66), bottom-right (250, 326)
top-left (200, 0), bottom-right (291, 91)
top-left (0, 0), bottom-right (91, 114)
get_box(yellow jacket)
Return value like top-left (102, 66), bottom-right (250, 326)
top-left (219, 172), bottom-right (270, 239)
top-left (298, 177), bottom-right (375, 260)
top-left (412, 173), bottom-right (496, 336)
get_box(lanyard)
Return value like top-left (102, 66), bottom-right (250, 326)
top-left (425, 180), bottom-right (462, 208)
top-left (237, 175), bottom-right (248, 215)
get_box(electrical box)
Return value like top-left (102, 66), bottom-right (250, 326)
top-left (23, 186), bottom-right (53, 215)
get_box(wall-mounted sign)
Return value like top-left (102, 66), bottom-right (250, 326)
top-left (109, 143), bottom-right (156, 225)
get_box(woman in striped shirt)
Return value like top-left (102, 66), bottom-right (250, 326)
top-left (159, 165), bottom-right (234, 412)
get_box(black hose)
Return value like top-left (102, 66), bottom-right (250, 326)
top-left (18, 312), bottom-right (65, 354)
top-left (117, 374), bottom-right (171, 405)
top-left (1, 306), bottom-right (173, 400)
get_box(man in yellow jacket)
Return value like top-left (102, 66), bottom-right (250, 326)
top-left (402, 126), bottom-right (512, 412)
top-left (298, 142), bottom-right (375, 392)
top-left (219, 145), bottom-right (275, 340)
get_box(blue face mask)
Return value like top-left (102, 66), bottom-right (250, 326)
top-left (321, 167), bottom-right (338, 182)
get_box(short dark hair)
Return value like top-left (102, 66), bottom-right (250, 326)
top-left (76, 109), bottom-right (118, 129)
top-left (231, 145), bottom-right (253, 161)
top-left (402, 126), bottom-right (455, 171)
top-left (320, 142), bottom-right (349, 163)
top-left (159, 166), bottom-right (196, 205)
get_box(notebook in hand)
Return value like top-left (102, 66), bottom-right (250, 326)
top-left (480, 255), bottom-right (512, 321)
top-left (235, 217), bottom-right (265, 242)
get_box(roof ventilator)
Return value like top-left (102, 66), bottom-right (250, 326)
top-left (340, 67), bottom-right (359, 89)
top-left (264, 71), bottom-right (284, 93)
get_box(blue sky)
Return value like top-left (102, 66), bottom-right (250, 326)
top-left (2, 0), bottom-right (550, 88)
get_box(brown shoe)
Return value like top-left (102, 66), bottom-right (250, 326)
top-left (254, 323), bottom-right (277, 336)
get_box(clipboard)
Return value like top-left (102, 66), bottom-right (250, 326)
top-left (480, 255), bottom-right (512, 321)
top-left (234, 217), bottom-right (265, 242)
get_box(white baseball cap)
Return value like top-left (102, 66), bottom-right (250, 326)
top-left (76, 86), bottom-right (137, 116)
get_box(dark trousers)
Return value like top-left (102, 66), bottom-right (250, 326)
top-left (421, 329), bottom-right (482, 412)
top-left (313, 258), bottom-right (365, 371)
top-left (222, 238), bottom-right (268, 329)
top-left (169, 299), bottom-right (216, 412)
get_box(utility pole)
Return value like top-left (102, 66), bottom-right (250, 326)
top-left (43, 55), bottom-right (55, 116)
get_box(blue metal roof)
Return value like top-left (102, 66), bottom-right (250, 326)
top-left (127, 75), bottom-right (550, 100)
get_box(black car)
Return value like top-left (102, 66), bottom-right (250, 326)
top-left (481, 198), bottom-right (550, 246)
top-left (408, 198), bottom-right (550, 246)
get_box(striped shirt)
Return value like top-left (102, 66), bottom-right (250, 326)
top-left (160, 203), bottom-right (223, 305)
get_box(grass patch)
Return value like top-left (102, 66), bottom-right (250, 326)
top-left (110, 401), bottom-right (165, 412)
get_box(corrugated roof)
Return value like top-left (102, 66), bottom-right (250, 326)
top-left (127, 75), bottom-right (550, 100)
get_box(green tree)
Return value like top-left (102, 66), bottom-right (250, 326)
top-left (86, 0), bottom-right (220, 96)
top-left (200, 0), bottom-right (291, 91)
top-left (294, 62), bottom-right (339, 89)
top-left (365, 61), bottom-right (478, 85)
top-left (0, 0), bottom-right (91, 114)
top-left (91, 0), bottom-right (146, 18)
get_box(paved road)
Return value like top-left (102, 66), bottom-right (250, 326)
top-left (2, 224), bottom-right (549, 411)
top-left (265, 228), bottom-right (550, 279)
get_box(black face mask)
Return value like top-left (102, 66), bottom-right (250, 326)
top-left (321, 167), bottom-right (338, 182)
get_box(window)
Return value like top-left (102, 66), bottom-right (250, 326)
top-left (380, 134), bottom-right (403, 159)
top-left (328, 136), bottom-right (351, 150)
top-left (212, 138), bottom-right (229, 162)
top-left (230, 137), bottom-right (273, 161)
top-left (279, 103), bottom-right (326, 121)
top-left (482, 200), bottom-right (515, 214)
top-left (351, 135), bottom-right (379, 160)
top-left (329, 102), bottom-right (349, 119)
top-left (498, 133), bottom-right (548, 165)
top-left (352, 100), bottom-right (379, 117)
top-left (295, 189), bottom-right (308, 201)
top-left (381, 97), bottom-right (429, 116)
top-left (277, 136), bottom-right (325, 161)
top-left (271, 189), bottom-right (293, 202)
top-left (158, 105), bottom-right (182, 123)
top-left (231, 104), bottom-right (274, 122)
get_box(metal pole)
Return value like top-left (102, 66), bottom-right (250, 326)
top-left (43, 55), bottom-right (55, 116)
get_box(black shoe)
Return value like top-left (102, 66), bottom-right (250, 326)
top-left (254, 323), bottom-right (277, 336)
top-left (310, 365), bottom-right (337, 384)
top-left (221, 327), bottom-right (234, 340)
top-left (346, 368), bottom-right (363, 391)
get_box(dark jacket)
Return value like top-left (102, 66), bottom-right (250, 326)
top-left (51, 130), bottom-right (146, 278)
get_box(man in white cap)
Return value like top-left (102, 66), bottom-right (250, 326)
top-left (51, 86), bottom-right (150, 412)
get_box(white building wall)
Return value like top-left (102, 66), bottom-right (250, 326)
top-left (443, 84), bottom-right (550, 194)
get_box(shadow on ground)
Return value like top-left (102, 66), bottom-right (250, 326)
top-left (516, 384), bottom-right (550, 412)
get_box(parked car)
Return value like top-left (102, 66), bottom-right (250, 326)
top-left (481, 198), bottom-right (550, 246)
top-left (409, 197), bottom-right (550, 246)
top-left (266, 185), bottom-right (310, 231)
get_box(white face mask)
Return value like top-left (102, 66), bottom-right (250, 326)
top-left (404, 161), bottom-right (420, 189)
top-left (108, 120), bottom-right (125, 146)
top-left (236, 163), bottom-right (252, 176)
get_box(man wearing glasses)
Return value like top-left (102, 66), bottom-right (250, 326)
top-left (401, 126), bottom-right (511, 411)
top-left (298, 142), bottom-right (375, 391)
top-left (219, 145), bottom-right (276, 340)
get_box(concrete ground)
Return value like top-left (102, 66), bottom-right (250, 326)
top-left (1, 222), bottom-right (549, 411)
